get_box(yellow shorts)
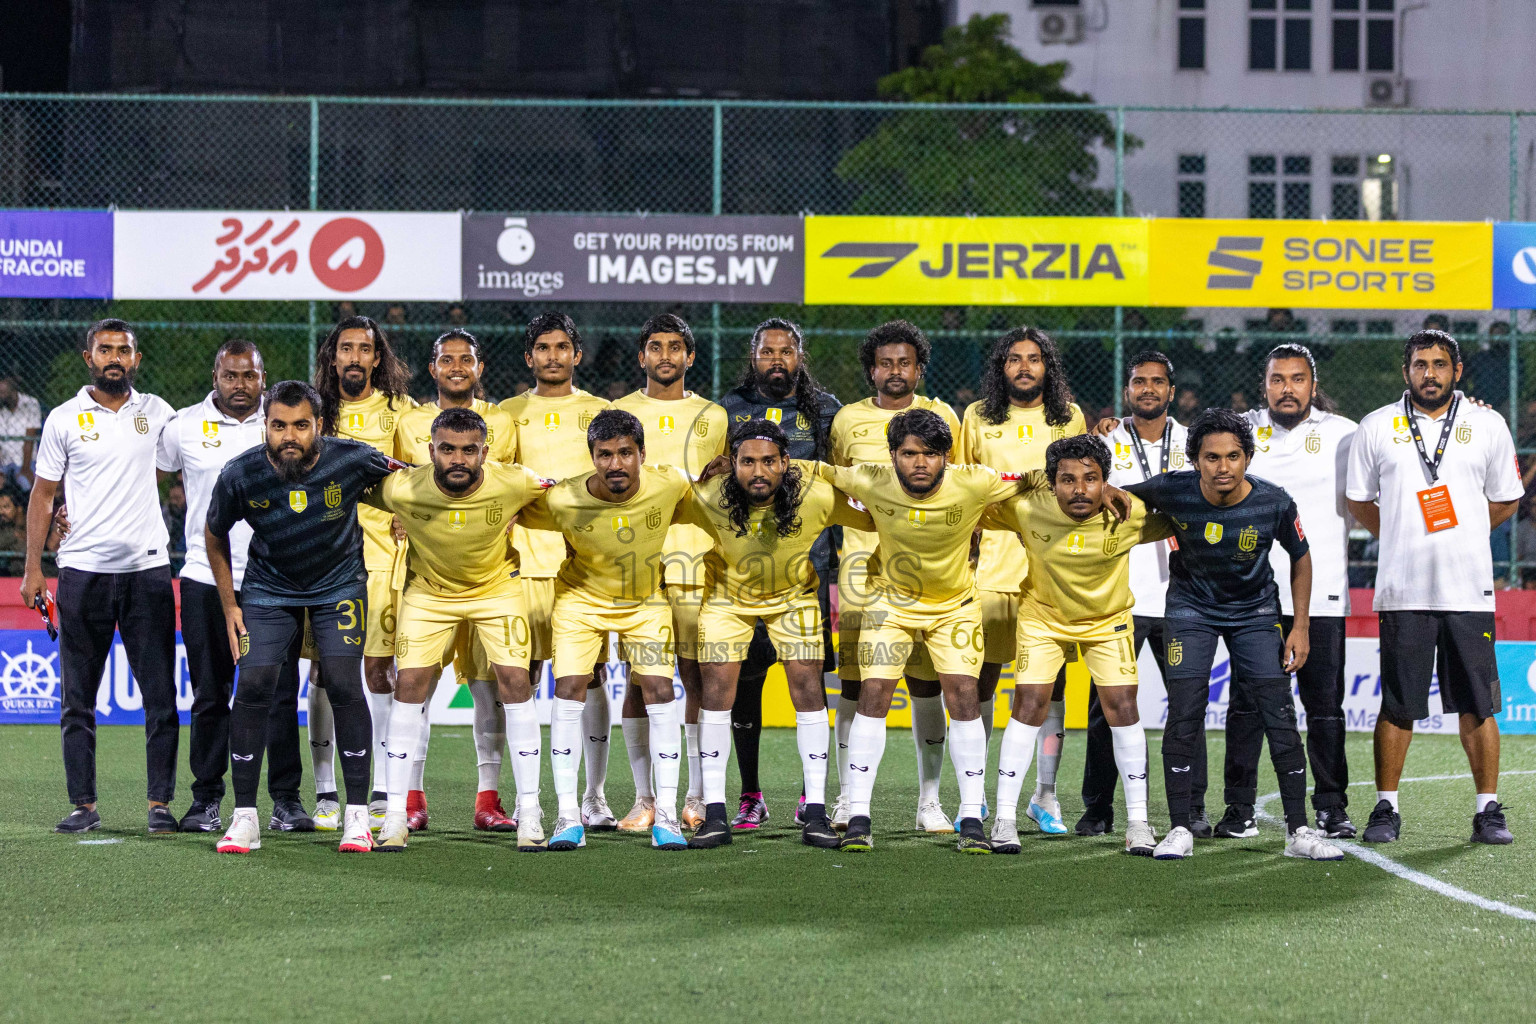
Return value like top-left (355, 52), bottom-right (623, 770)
top-left (979, 590), bottom-right (1019, 665)
top-left (552, 586), bottom-right (675, 680)
top-left (835, 553), bottom-right (936, 683)
top-left (449, 623), bottom-right (492, 681)
top-left (363, 564), bottom-right (400, 659)
top-left (856, 599), bottom-right (984, 679)
top-left (522, 576), bottom-right (555, 663)
top-left (697, 588), bottom-right (824, 665)
top-left (395, 576), bottom-right (531, 672)
top-left (1015, 608), bottom-right (1139, 687)
top-left (665, 583), bottom-right (703, 662)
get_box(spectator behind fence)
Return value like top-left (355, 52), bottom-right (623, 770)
top-left (384, 303), bottom-right (408, 325)
top-left (0, 487), bottom-right (26, 575)
top-left (1229, 389), bottom-right (1251, 413)
top-left (162, 481), bottom-right (187, 557)
top-left (445, 303), bottom-right (469, 326)
top-left (1422, 313), bottom-right (1451, 332)
top-left (1464, 321), bottom-right (1511, 412)
top-left (1174, 386), bottom-right (1203, 426)
top-left (0, 374), bottom-right (42, 491)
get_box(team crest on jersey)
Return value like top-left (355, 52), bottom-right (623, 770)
top-left (1305, 432), bottom-right (1321, 453)
top-left (1238, 525), bottom-right (1258, 552)
top-left (1167, 639), bottom-right (1183, 666)
top-left (289, 489), bottom-right (308, 513)
top-left (324, 481), bottom-right (342, 508)
top-left (1456, 422), bottom-right (1472, 445)
top-left (545, 412), bottom-right (560, 431)
top-left (579, 411), bottom-right (595, 430)
top-left (1392, 415), bottom-right (1409, 433)
top-left (612, 514), bottom-right (635, 543)
top-left (746, 520), bottom-right (766, 538)
top-left (1051, 425), bottom-right (1066, 441)
top-left (77, 412), bottom-right (95, 432)
top-left (645, 507), bottom-right (662, 531)
top-left (1204, 522), bottom-right (1223, 544)
top-left (907, 510), bottom-right (927, 527)
top-left (1115, 443), bottom-right (1131, 460)
top-left (1256, 426), bottom-right (1273, 442)
top-left (946, 506), bottom-right (961, 526)
top-left (1102, 532), bottom-right (1120, 556)
top-left (1017, 425), bottom-right (1035, 442)
top-left (485, 425), bottom-right (495, 444)
top-left (1171, 450), bottom-right (1186, 468)
top-left (796, 411), bottom-right (810, 430)
top-left (346, 413), bottom-right (366, 433)
top-left (764, 407), bottom-right (783, 424)
top-left (694, 417), bottom-right (709, 438)
top-left (486, 504), bottom-right (503, 526)
top-left (202, 421), bottom-right (220, 440)
top-left (380, 413), bottom-right (395, 432)
top-left (134, 414), bottom-right (148, 434)
top-left (658, 415), bottom-right (675, 435)
top-left (449, 510), bottom-right (467, 531)
top-left (1067, 532), bottom-right (1085, 554)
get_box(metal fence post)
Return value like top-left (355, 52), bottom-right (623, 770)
top-left (1113, 106), bottom-right (1126, 416)
top-left (711, 102), bottom-right (724, 398)
top-left (1509, 112), bottom-right (1521, 582)
top-left (307, 96), bottom-right (320, 382)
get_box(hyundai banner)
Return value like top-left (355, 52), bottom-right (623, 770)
top-left (0, 210), bottom-right (113, 299)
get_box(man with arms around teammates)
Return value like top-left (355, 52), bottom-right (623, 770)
top-left (828, 320), bottom-right (962, 832)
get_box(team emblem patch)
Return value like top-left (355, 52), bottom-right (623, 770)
top-left (545, 412), bottom-right (560, 431)
top-left (658, 415), bottom-right (675, 435)
top-left (694, 417), bottom-right (709, 438)
top-left (381, 413), bottom-right (394, 432)
top-left (486, 504), bottom-right (503, 526)
top-left (645, 507), bottom-right (663, 531)
top-left (1051, 425), bottom-right (1066, 441)
top-left (346, 413), bottom-right (365, 433)
top-left (579, 411), bottom-right (595, 430)
top-left (796, 411), bottom-right (810, 430)
top-left (1102, 533), bottom-right (1120, 556)
top-left (202, 421), bottom-right (220, 440)
top-left (1305, 432), bottom-right (1321, 453)
top-left (1067, 532), bottom-right (1085, 554)
top-left (1238, 525), bottom-right (1258, 552)
top-left (1017, 425), bottom-right (1034, 442)
top-left (907, 509), bottom-right (927, 527)
top-left (1115, 443), bottom-right (1131, 460)
top-left (134, 414), bottom-right (148, 434)
top-left (1256, 426), bottom-right (1273, 442)
top-left (1204, 522), bottom-right (1223, 544)
top-left (449, 510), bottom-right (467, 531)
top-left (1171, 450), bottom-right (1186, 468)
top-left (946, 506), bottom-right (962, 526)
top-left (765, 407), bottom-right (782, 424)
top-left (289, 490), bottom-right (308, 513)
top-left (1167, 639), bottom-right (1183, 666)
top-left (324, 481), bottom-right (342, 508)
top-left (77, 412), bottom-right (94, 431)
top-left (1456, 422), bottom-right (1472, 445)
top-left (485, 425), bottom-right (495, 444)
top-left (612, 514), bottom-right (635, 543)
top-left (1392, 415), bottom-right (1409, 433)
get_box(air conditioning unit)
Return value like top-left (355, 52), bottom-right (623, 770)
top-left (1364, 77), bottom-right (1409, 107)
top-left (1037, 10), bottom-right (1085, 45)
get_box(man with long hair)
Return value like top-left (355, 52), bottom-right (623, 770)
top-left (828, 320), bottom-right (962, 833)
top-left (960, 325), bottom-right (1085, 836)
top-left (717, 318), bottom-right (841, 829)
top-left (681, 419), bottom-right (867, 850)
top-left (306, 315), bottom-right (414, 830)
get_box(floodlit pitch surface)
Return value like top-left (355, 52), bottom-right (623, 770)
top-left (1, 726), bottom-right (1532, 1023)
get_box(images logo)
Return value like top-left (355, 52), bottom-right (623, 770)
top-left (1207, 236), bottom-right (1263, 289)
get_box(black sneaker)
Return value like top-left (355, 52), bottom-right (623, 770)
top-left (55, 806), bottom-right (100, 834)
top-left (840, 815), bottom-right (874, 852)
top-left (148, 805), bottom-right (180, 834)
top-left (1361, 799), bottom-right (1400, 843)
top-left (179, 801), bottom-right (222, 833)
top-left (1189, 806), bottom-right (1214, 839)
top-left (688, 814), bottom-right (733, 849)
top-left (955, 816), bottom-right (991, 854)
top-left (1213, 805), bottom-right (1258, 838)
top-left (1317, 807), bottom-right (1357, 839)
top-left (268, 798), bottom-right (316, 832)
top-left (1471, 802), bottom-right (1512, 845)
top-left (802, 814), bottom-right (840, 849)
top-left (1074, 809), bottom-right (1112, 836)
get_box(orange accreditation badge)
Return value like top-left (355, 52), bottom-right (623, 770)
top-left (1417, 485), bottom-right (1458, 533)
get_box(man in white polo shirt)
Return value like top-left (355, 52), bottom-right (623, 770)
top-left (161, 339), bottom-right (311, 834)
top-left (22, 319), bottom-right (180, 835)
top-left (1346, 330), bottom-right (1521, 846)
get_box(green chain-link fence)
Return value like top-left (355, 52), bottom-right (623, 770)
top-left (1, 95), bottom-right (1534, 579)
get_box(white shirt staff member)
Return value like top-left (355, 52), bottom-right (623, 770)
top-left (1346, 330), bottom-right (1521, 847)
top-left (22, 319), bottom-right (180, 836)
top-left (160, 340), bottom-right (310, 835)
top-left (1224, 344), bottom-right (1360, 839)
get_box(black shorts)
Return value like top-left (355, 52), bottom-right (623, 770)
top-left (240, 595), bottom-right (367, 667)
top-left (1378, 610), bottom-right (1501, 722)
top-left (1164, 617), bottom-right (1286, 682)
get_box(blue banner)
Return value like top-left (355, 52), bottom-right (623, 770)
top-left (0, 210), bottom-right (114, 299)
top-left (1492, 222), bottom-right (1536, 310)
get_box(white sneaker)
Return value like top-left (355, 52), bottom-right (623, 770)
top-left (989, 817), bottom-right (1021, 854)
top-left (1153, 825), bottom-right (1194, 860)
top-left (1284, 825), bottom-right (1344, 861)
top-left (517, 814), bottom-right (546, 852)
top-left (830, 794), bottom-right (851, 831)
top-left (582, 794), bottom-right (616, 830)
top-left (367, 797), bottom-right (386, 828)
top-left (339, 805), bottom-right (375, 852)
top-left (1124, 820), bottom-right (1158, 857)
top-left (916, 799), bottom-right (954, 833)
top-left (312, 798), bottom-right (341, 831)
top-left (216, 808), bottom-right (261, 854)
top-left (375, 812), bottom-right (409, 851)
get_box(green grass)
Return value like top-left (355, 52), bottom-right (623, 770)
top-left (2, 725), bottom-right (1533, 1023)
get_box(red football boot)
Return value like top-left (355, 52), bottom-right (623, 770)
top-left (474, 790), bottom-right (516, 832)
top-left (405, 790), bottom-right (429, 832)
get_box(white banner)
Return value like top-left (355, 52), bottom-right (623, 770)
top-left (113, 211), bottom-right (461, 300)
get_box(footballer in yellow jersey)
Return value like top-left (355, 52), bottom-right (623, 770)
top-left (609, 313), bottom-right (727, 831)
top-left (515, 408), bottom-right (694, 850)
top-left (360, 409), bottom-right (549, 850)
top-left (678, 420), bottom-right (869, 849)
top-left (960, 326), bottom-right (1086, 836)
top-left (818, 406), bottom-right (1023, 854)
top-left (979, 434), bottom-right (1168, 855)
top-left (826, 320), bottom-right (962, 834)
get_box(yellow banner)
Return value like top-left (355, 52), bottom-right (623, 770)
top-left (1149, 219), bottom-right (1492, 310)
top-left (804, 216), bottom-right (1150, 306)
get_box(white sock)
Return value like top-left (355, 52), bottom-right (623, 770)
top-left (834, 695), bottom-right (855, 794)
top-left (307, 678), bottom-right (336, 795)
top-left (845, 713), bottom-right (889, 818)
top-left (503, 698), bottom-right (541, 815)
top-left (1033, 699), bottom-right (1065, 799)
top-left (581, 686), bottom-right (611, 800)
top-left (1377, 790), bottom-right (1399, 811)
top-left (646, 701), bottom-right (682, 818)
top-left (384, 701), bottom-right (426, 816)
top-left (622, 716), bottom-right (653, 800)
top-left (948, 717), bottom-right (987, 821)
top-left (550, 697), bottom-right (585, 819)
top-left (995, 718), bottom-right (1041, 821)
top-left (979, 695), bottom-right (995, 747)
top-left (1477, 792), bottom-right (1498, 813)
top-left (410, 701), bottom-right (431, 792)
top-left (684, 722), bottom-right (703, 800)
top-left (365, 688), bottom-right (393, 792)
top-left (1109, 722), bottom-right (1149, 822)
top-left (910, 693), bottom-right (946, 805)
top-left (468, 679), bottom-right (504, 793)
top-left (796, 709), bottom-right (831, 806)
top-left (698, 709), bottom-right (732, 807)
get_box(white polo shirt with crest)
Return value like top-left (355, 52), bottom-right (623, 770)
top-left (1107, 416), bottom-right (1189, 618)
top-left (35, 386), bottom-right (177, 573)
top-left (161, 392), bottom-right (266, 588)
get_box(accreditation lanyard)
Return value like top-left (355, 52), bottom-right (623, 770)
top-left (1404, 393), bottom-right (1459, 484)
top-left (1127, 418), bottom-right (1172, 480)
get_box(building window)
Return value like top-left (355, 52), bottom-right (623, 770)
top-left (1283, 154), bottom-right (1312, 217)
top-left (1250, 153), bottom-right (1311, 218)
top-left (1331, 154), bottom-right (1362, 218)
top-left (1331, 0), bottom-right (1360, 69)
top-left (1366, 10), bottom-right (1394, 70)
top-left (1330, 319), bottom-right (1361, 335)
top-left (1177, 153), bottom-right (1206, 217)
top-left (1365, 318), bottom-right (1395, 335)
top-left (1284, 0), bottom-right (1312, 70)
top-left (1178, 0), bottom-right (1206, 70)
top-left (1336, 0), bottom-right (1394, 71)
top-left (1249, 0), bottom-right (1278, 69)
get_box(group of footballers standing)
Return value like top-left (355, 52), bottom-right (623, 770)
top-left (34, 307), bottom-right (1515, 858)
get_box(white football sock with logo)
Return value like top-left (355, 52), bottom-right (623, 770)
top-left (1033, 700), bottom-right (1065, 800)
top-left (845, 713), bottom-right (889, 818)
top-left (503, 698), bottom-right (541, 816)
top-left (910, 694), bottom-right (946, 805)
top-left (384, 701), bottom-right (426, 817)
top-left (307, 677), bottom-right (336, 794)
top-left (796, 709), bottom-right (831, 806)
top-left (949, 717), bottom-right (988, 821)
top-left (364, 688), bottom-right (393, 792)
top-left (549, 697), bottom-right (585, 820)
top-left (1110, 723), bottom-right (1150, 822)
top-left (581, 685), bottom-right (611, 799)
top-left (646, 701), bottom-right (682, 819)
top-left (684, 722), bottom-right (703, 800)
top-left (996, 719), bottom-right (1041, 821)
top-left (622, 716), bottom-right (653, 799)
top-left (698, 709), bottom-right (732, 807)
top-left (467, 678), bottom-right (504, 792)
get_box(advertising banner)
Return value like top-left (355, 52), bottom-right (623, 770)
top-left (113, 211), bottom-right (461, 300)
top-left (1150, 218), bottom-right (1492, 310)
top-left (462, 214), bottom-right (802, 303)
top-left (1492, 221), bottom-right (1536, 309)
top-left (804, 215), bottom-right (1149, 306)
top-left (0, 210), bottom-right (113, 298)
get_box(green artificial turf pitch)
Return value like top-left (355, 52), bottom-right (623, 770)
top-left (1, 725), bottom-right (1532, 1023)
